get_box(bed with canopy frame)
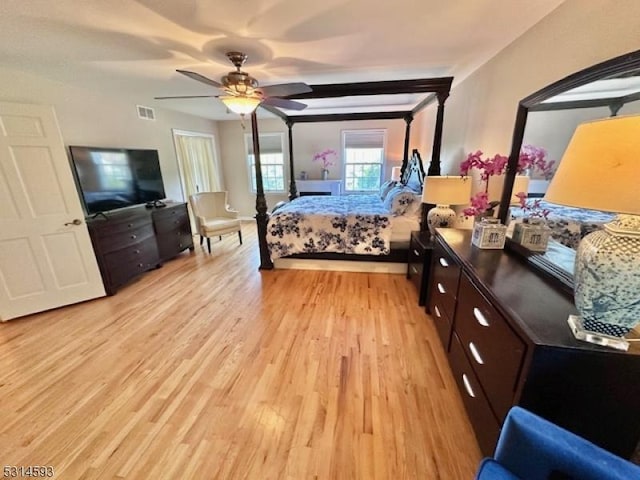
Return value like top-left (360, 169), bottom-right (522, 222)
top-left (247, 76), bottom-right (453, 270)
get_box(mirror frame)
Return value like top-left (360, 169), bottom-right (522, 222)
top-left (497, 49), bottom-right (640, 294)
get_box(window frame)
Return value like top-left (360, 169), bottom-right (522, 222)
top-left (244, 132), bottom-right (287, 194)
top-left (341, 129), bottom-right (387, 194)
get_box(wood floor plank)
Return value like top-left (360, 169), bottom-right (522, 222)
top-left (0, 223), bottom-right (481, 479)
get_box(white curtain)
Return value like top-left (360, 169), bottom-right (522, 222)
top-left (174, 133), bottom-right (222, 199)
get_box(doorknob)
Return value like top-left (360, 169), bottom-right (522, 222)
top-left (64, 219), bottom-right (83, 226)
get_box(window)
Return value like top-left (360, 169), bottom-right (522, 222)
top-left (245, 133), bottom-right (286, 193)
top-left (342, 129), bottom-right (386, 192)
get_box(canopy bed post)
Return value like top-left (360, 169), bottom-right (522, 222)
top-left (401, 114), bottom-right (413, 177)
top-left (251, 112), bottom-right (274, 270)
top-left (427, 91), bottom-right (449, 176)
top-left (286, 119), bottom-right (298, 200)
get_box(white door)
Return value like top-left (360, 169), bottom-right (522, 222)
top-left (0, 102), bottom-right (105, 321)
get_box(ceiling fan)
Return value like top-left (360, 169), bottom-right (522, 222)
top-left (155, 51), bottom-right (312, 115)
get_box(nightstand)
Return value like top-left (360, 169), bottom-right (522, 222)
top-left (407, 230), bottom-right (435, 306)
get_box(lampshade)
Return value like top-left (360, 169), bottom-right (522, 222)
top-left (545, 115), bottom-right (640, 214)
top-left (422, 176), bottom-right (471, 205)
top-left (544, 115), bottom-right (640, 349)
top-left (391, 166), bottom-right (402, 182)
top-left (220, 95), bottom-right (262, 115)
top-left (487, 175), bottom-right (530, 204)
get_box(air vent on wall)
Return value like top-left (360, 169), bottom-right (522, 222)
top-left (137, 105), bottom-right (156, 121)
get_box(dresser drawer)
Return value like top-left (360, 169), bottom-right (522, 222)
top-left (455, 273), bottom-right (526, 422)
top-left (409, 236), bottom-right (427, 264)
top-left (429, 296), bottom-right (454, 350)
top-left (156, 232), bottom-right (193, 260)
top-left (90, 215), bottom-right (153, 237)
top-left (152, 204), bottom-right (187, 222)
top-left (449, 333), bottom-right (501, 456)
top-left (432, 243), bottom-right (461, 298)
top-left (430, 243), bottom-right (461, 319)
top-left (103, 239), bottom-right (159, 287)
top-left (154, 213), bottom-right (189, 234)
top-left (408, 261), bottom-right (423, 290)
top-left (99, 223), bottom-right (155, 253)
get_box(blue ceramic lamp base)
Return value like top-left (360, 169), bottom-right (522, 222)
top-left (568, 214), bottom-right (640, 351)
top-left (568, 315), bottom-right (630, 351)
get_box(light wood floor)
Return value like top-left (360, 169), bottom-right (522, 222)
top-left (0, 223), bottom-right (481, 479)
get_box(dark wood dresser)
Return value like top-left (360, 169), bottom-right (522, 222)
top-left (428, 228), bottom-right (640, 458)
top-left (87, 203), bottom-right (193, 295)
top-left (152, 203), bottom-right (194, 262)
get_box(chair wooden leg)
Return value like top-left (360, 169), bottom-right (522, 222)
top-left (219, 236), bottom-right (222, 241)
top-left (207, 237), bottom-right (211, 253)
top-left (238, 230), bottom-right (243, 245)
top-left (200, 235), bottom-right (204, 245)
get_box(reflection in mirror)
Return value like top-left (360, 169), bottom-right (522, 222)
top-left (497, 50), bottom-right (640, 293)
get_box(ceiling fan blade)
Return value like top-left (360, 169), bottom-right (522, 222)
top-left (176, 69), bottom-right (223, 89)
top-left (262, 97), bottom-right (307, 111)
top-left (154, 95), bottom-right (219, 100)
top-left (259, 82), bottom-right (312, 98)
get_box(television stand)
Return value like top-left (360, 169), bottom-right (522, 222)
top-left (87, 203), bottom-right (193, 295)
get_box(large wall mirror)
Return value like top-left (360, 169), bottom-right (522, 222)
top-left (497, 49), bottom-right (640, 294)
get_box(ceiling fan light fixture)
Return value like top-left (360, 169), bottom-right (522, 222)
top-left (220, 95), bottom-right (261, 115)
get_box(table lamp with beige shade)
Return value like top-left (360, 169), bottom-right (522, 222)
top-left (422, 176), bottom-right (472, 238)
top-left (543, 115), bottom-right (640, 350)
top-left (391, 166), bottom-right (402, 182)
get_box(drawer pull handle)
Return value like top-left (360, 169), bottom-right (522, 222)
top-left (462, 374), bottom-right (476, 398)
top-left (411, 266), bottom-right (418, 274)
top-left (134, 249), bottom-right (140, 254)
top-left (413, 249), bottom-right (420, 256)
top-left (127, 223), bottom-right (133, 227)
top-left (131, 234), bottom-right (137, 239)
top-left (469, 342), bottom-right (485, 365)
top-left (138, 263), bottom-right (144, 268)
top-left (437, 283), bottom-right (446, 294)
top-left (439, 257), bottom-right (449, 268)
top-left (434, 306), bottom-right (441, 318)
top-left (473, 307), bottom-right (490, 327)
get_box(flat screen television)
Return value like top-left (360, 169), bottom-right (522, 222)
top-left (69, 146), bottom-right (166, 215)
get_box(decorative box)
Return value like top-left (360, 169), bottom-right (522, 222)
top-left (512, 218), bottom-right (551, 252)
top-left (472, 218), bottom-right (507, 249)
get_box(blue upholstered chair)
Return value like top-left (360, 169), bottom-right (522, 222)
top-left (475, 407), bottom-right (640, 480)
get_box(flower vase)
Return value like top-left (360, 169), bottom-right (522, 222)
top-left (321, 168), bottom-right (329, 180)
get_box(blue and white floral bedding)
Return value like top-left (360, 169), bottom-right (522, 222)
top-left (267, 195), bottom-right (392, 259)
top-left (509, 199), bottom-right (614, 249)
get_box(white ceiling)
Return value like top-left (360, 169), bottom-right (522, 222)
top-left (0, 0), bottom-right (565, 120)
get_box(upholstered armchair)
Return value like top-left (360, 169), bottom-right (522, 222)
top-left (188, 192), bottom-right (242, 253)
top-left (475, 407), bottom-right (640, 480)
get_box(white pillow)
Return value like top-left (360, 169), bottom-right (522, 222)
top-left (379, 180), bottom-right (396, 200)
top-left (384, 187), bottom-right (417, 216)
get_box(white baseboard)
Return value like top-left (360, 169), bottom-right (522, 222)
top-left (273, 258), bottom-right (406, 274)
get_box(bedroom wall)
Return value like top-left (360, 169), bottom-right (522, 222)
top-left (218, 117), bottom-right (421, 217)
top-left (432, 0), bottom-right (640, 176)
top-left (0, 66), bottom-right (220, 203)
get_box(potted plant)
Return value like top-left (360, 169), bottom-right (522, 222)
top-left (460, 145), bottom-right (555, 219)
top-left (313, 149), bottom-right (337, 180)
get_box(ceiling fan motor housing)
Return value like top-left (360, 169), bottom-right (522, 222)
top-left (222, 71), bottom-right (259, 96)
